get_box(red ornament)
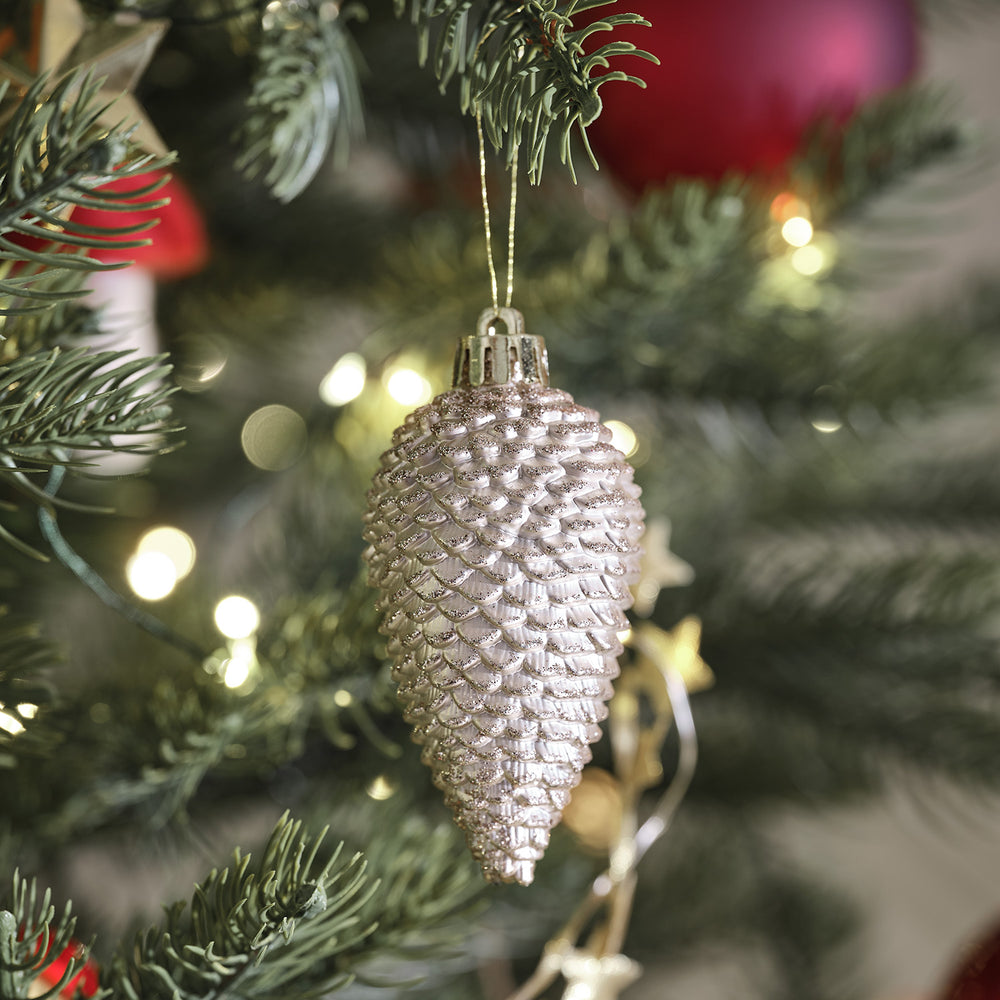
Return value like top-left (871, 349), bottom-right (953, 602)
top-left (32, 940), bottom-right (100, 999)
top-left (582, 0), bottom-right (920, 191)
top-left (938, 919), bottom-right (1000, 1000)
top-left (69, 170), bottom-right (209, 279)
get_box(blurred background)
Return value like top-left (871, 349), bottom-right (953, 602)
top-left (3, 2), bottom-right (1000, 999)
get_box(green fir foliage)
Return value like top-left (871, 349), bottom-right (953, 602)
top-left (0, 872), bottom-right (92, 1000)
top-left (394, 0), bottom-right (658, 179)
top-left (0, 74), bottom-right (171, 316)
top-left (1, 3), bottom-right (999, 999)
top-left (236, 0), bottom-right (366, 202)
top-left (106, 814), bottom-right (371, 999)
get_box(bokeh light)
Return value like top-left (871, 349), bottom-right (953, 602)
top-left (319, 353), bottom-right (367, 406)
top-left (175, 334), bottom-right (227, 392)
top-left (791, 244), bottom-right (825, 276)
top-left (214, 596), bottom-right (260, 639)
top-left (240, 404), bottom-right (308, 471)
top-left (137, 525), bottom-right (196, 581)
top-left (0, 705), bottom-right (25, 736)
top-left (221, 639), bottom-right (256, 688)
top-left (781, 216), bottom-right (814, 247)
top-left (811, 416), bottom-right (843, 434)
top-left (126, 551), bottom-right (179, 601)
top-left (366, 775), bottom-right (397, 800)
top-left (605, 419), bottom-right (639, 458)
top-left (769, 192), bottom-right (809, 222)
top-left (384, 367), bottom-right (432, 406)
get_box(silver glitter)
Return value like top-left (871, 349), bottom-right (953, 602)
top-left (363, 319), bottom-right (644, 886)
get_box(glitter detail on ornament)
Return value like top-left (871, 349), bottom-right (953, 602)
top-left (363, 309), bottom-right (644, 885)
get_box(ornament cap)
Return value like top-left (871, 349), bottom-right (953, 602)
top-left (452, 307), bottom-right (549, 388)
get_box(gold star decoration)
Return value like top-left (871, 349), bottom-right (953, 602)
top-left (611, 617), bottom-right (713, 790)
top-left (0, 0), bottom-right (169, 155)
top-left (631, 518), bottom-right (695, 617)
top-left (564, 617), bottom-right (713, 850)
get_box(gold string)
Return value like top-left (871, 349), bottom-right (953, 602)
top-left (505, 141), bottom-right (519, 308)
top-left (477, 106), bottom-right (519, 314)
top-left (476, 107), bottom-right (500, 313)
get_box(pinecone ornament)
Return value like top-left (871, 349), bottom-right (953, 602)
top-left (363, 308), bottom-right (644, 885)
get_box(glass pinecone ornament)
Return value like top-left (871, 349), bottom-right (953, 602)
top-left (363, 308), bottom-right (644, 885)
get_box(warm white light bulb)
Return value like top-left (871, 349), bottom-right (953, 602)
top-left (366, 775), bottom-right (397, 800)
top-left (137, 526), bottom-right (197, 580)
top-left (781, 216), bottom-right (814, 247)
top-left (126, 551), bottom-right (179, 601)
top-left (605, 419), bottom-right (639, 458)
top-left (319, 353), bottom-right (367, 406)
top-left (214, 596), bottom-right (260, 639)
top-left (385, 368), bottom-right (432, 406)
top-left (791, 244), bottom-right (825, 276)
top-left (222, 657), bottom-right (251, 688)
top-left (0, 706), bottom-right (25, 735)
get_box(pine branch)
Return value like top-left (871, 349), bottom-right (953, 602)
top-left (0, 614), bottom-right (58, 770)
top-left (0, 73), bottom-right (173, 316)
top-left (0, 348), bottom-right (176, 469)
top-left (0, 347), bottom-right (178, 558)
top-left (793, 86), bottom-right (966, 220)
top-left (107, 813), bottom-right (372, 1000)
top-left (0, 272), bottom-right (99, 360)
top-left (236, 0), bottom-right (366, 203)
top-left (0, 872), bottom-right (92, 1000)
top-left (394, 0), bottom-right (658, 181)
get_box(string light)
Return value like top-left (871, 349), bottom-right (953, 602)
top-left (811, 416), bottom-right (843, 434)
top-left (781, 216), bottom-right (814, 247)
top-left (240, 404), bottom-right (308, 471)
top-left (221, 639), bottom-right (256, 688)
top-left (319, 353), bottom-right (366, 406)
top-left (811, 386), bottom-right (843, 434)
top-left (769, 191), bottom-right (809, 222)
top-left (604, 420), bottom-right (639, 458)
top-left (384, 367), bottom-right (432, 406)
top-left (137, 525), bottom-right (196, 580)
top-left (0, 705), bottom-right (25, 736)
top-left (333, 689), bottom-right (353, 707)
top-left (791, 244), bottom-right (825, 276)
top-left (126, 551), bottom-right (179, 601)
top-left (214, 595), bottom-right (260, 639)
top-left (366, 775), bottom-right (397, 800)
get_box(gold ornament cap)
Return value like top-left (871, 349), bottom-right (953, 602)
top-left (452, 307), bottom-right (549, 388)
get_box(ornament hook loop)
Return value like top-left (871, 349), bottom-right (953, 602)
top-left (452, 308), bottom-right (549, 388)
top-left (476, 306), bottom-right (526, 339)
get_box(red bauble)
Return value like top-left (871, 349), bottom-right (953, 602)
top-left (8, 169), bottom-right (208, 280)
top-left (69, 170), bottom-right (209, 279)
top-left (33, 940), bottom-right (100, 998)
top-left (583, 0), bottom-right (920, 191)
top-left (938, 920), bottom-right (1000, 1000)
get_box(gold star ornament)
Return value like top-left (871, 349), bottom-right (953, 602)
top-left (631, 518), bottom-right (695, 617)
top-left (0, 0), bottom-right (169, 155)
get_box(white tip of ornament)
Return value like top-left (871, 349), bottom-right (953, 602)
top-left (484, 856), bottom-right (536, 887)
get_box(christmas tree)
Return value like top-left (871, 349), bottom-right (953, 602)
top-left (2, 2), bottom-right (1000, 998)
